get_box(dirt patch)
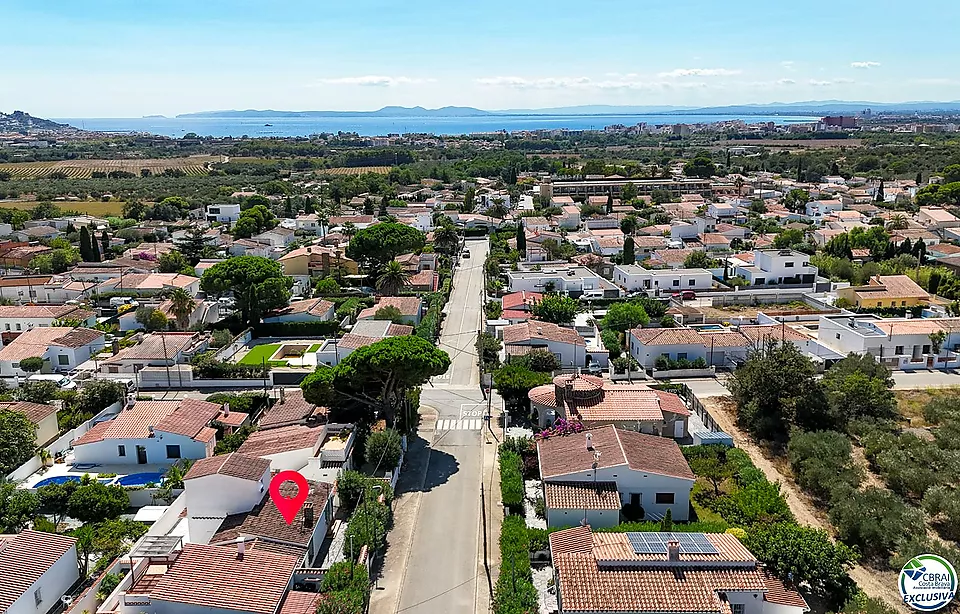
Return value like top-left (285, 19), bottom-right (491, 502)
top-left (895, 388), bottom-right (960, 427)
top-left (703, 396), bottom-right (909, 612)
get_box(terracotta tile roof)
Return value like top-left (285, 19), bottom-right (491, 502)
top-left (502, 291), bottom-right (543, 311)
top-left (74, 399), bottom-right (221, 445)
top-left (102, 332), bottom-right (199, 362)
top-left (337, 333), bottom-right (381, 351)
top-left (848, 275), bottom-right (929, 300)
top-left (259, 388), bottom-right (323, 429)
top-left (0, 326), bottom-right (102, 362)
top-left (548, 524), bottom-right (593, 555)
top-left (529, 379), bottom-right (680, 424)
top-left (544, 481), bottom-right (622, 510)
top-left (268, 298), bottom-right (335, 319)
top-left (210, 480), bottom-right (333, 547)
top-left (503, 321), bottom-right (585, 346)
top-left (632, 235), bottom-right (668, 248)
top-left (699, 330), bottom-right (751, 348)
top-left (0, 304), bottom-right (93, 321)
top-left (184, 453), bottom-right (270, 482)
top-left (737, 324), bottom-right (809, 344)
top-left (763, 571), bottom-right (810, 609)
top-left (650, 249), bottom-right (697, 265)
top-left (216, 409), bottom-right (249, 428)
top-left (149, 543), bottom-right (297, 614)
top-left (279, 591), bottom-right (324, 614)
top-left (0, 401), bottom-right (56, 424)
top-left (654, 390), bottom-right (691, 417)
top-left (538, 425), bottom-right (693, 480)
top-left (630, 327), bottom-right (704, 347)
top-left (548, 529), bottom-right (796, 614)
top-left (238, 424), bottom-right (324, 457)
top-left (387, 323), bottom-right (414, 336)
top-left (357, 296), bottom-right (422, 319)
top-left (196, 426), bottom-right (218, 443)
top-left (0, 275), bottom-right (53, 287)
top-left (0, 530), bottom-right (77, 612)
top-left (700, 233), bottom-right (731, 245)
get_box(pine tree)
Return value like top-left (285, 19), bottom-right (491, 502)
top-left (725, 149), bottom-right (731, 168)
top-left (363, 197), bottom-right (374, 215)
top-left (796, 157), bottom-right (804, 182)
top-left (606, 191), bottom-right (613, 214)
top-left (100, 230), bottom-right (110, 256)
top-left (916, 171), bottom-right (923, 186)
top-left (516, 226), bottom-right (526, 257)
top-left (79, 226), bottom-right (92, 262)
top-left (660, 508), bottom-right (673, 532)
top-left (622, 235), bottom-right (635, 264)
top-left (831, 161), bottom-right (840, 176)
top-left (378, 197), bottom-right (388, 217)
top-left (899, 237), bottom-right (913, 255)
top-left (876, 180), bottom-right (885, 203)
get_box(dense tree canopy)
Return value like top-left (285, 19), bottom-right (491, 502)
top-left (201, 256), bottom-right (293, 325)
top-left (301, 335), bottom-right (449, 425)
top-left (345, 223), bottom-right (426, 269)
top-left (0, 410), bottom-right (37, 475)
top-left (601, 301), bottom-right (650, 332)
top-left (530, 294), bottom-right (580, 324)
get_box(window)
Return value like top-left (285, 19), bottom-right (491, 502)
top-left (166, 445), bottom-right (181, 459)
top-left (34, 589), bottom-right (42, 607)
top-left (895, 346), bottom-right (904, 355)
top-left (678, 353), bottom-right (688, 360)
top-left (58, 355), bottom-right (69, 366)
top-left (901, 301), bottom-right (907, 307)
top-left (655, 493), bottom-right (675, 504)
top-left (3, 324), bottom-right (7, 331)
top-left (15, 323), bottom-right (20, 331)
top-left (785, 262), bottom-right (794, 268)
top-left (732, 604), bottom-right (745, 614)
top-left (118, 445), bottom-right (126, 457)
top-left (835, 333), bottom-right (841, 340)
top-left (672, 279), bottom-right (680, 287)
top-left (688, 279), bottom-right (696, 286)
top-left (11, 362), bottom-right (18, 369)
top-left (923, 345), bottom-right (931, 354)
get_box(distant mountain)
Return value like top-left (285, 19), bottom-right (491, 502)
top-left (176, 106), bottom-right (492, 118)
top-left (682, 100), bottom-right (960, 115)
top-left (0, 110), bottom-right (72, 131)
top-left (494, 104), bottom-right (696, 115)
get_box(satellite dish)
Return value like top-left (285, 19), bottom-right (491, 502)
top-left (61, 596), bottom-right (73, 606)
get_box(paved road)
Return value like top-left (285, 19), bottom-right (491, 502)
top-left (373, 239), bottom-right (492, 614)
top-left (892, 369), bottom-right (960, 389)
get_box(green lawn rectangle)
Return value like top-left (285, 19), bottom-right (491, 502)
top-left (238, 344), bottom-right (283, 366)
top-left (307, 343), bottom-right (321, 353)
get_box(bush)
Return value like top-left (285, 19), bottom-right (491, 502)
top-left (252, 320), bottom-right (340, 338)
top-left (596, 520), bottom-right (729, 533)
top-left (365, 429), bottom-right (403, 472)
top-left (494, 516), bottom-right (538, 614)
top-left (499, 450), bottom-right (524, 512)
top-left (600, 329), bottom-right (622, 358)
top-left (18, 356), bottom-right (44, 373)
top-left (205, 392), bottom-right (269, 415)
top-left (829, 486), bottom-right (925, 559)
top-left (209, 328), bottom-right (234, 349)
top-left (191, 351), bottom-right (268, 379)
top-left (787, 429), bottom-right (862, 502)
top-left (336, 470), bottom-right (368, 510)
top-left (320, 560), bottom-right (369, 613)
top-left (343, 499), bottom-right (391, 557)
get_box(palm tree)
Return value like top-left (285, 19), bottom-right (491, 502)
top-left (168, 287), bottom-right (196, 330)
top-left (733, 175), bottom-right (745, 196)
top-left (887, 213), bottom-right (909, 230)
top-left (433, 224), bottom-right (459, 255)
top-left (488, 197), bottom-right (508, 219)
top-left (376, 260), bottom-right (411, 296)
top-left (342, 221), bottom-right (357, 239)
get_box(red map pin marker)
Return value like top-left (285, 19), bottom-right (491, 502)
top-left (269, 470), bottom-right (310, 525)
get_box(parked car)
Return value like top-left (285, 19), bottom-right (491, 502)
top-left (672, 290), bottom-right (697, 300)
top-left (584, 362), bottom-right (603, 376)
top-left (27, 374), bottom-right (76, 390)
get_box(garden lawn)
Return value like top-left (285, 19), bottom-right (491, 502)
top-left (307, 343), bottom-right (322, 353)
top-left (237, 344), bottom-right (285, 367)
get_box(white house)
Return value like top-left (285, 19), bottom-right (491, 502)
top-left (505, 266), bottom-right (620, 298)
top-left (817, 315), bottom-right (960, 371)
top-left (556, 205), bottom-right (582, 229)
top-left (72, 398), bottom-right (229, 466)
top-left (0, 326), bottom-right (105, 380)
top-left (182, 452), bottom-right (273, 545)
top-left (549, 526), bottom-right (809, 614)
top-left (0, 304), bottom-right (96, 334)
top-left (205, 203), bottom-right (241, 224)
top-left (0, 530), bottom-right (79, 614)
top-left (538, 426), bottom-right (695, 527)
top-left (613, 265), bottom-right (713, 294)
top-left (253, 227), bottom-right (297, 247)
top-left (628, 327), bottom-right (707, 370)
top-left (262, 298), bottom-right (335, 324)
top-left (0, 401), bottom-right (59, 448)
top-left (502, 321), bottom-right (592, 367)
top-left (732, 249), bottom-right (818, 286)
top-left (706, 202), bottom-right (737, 219)
top-left (805, 199), bottom-right (843, 222)
top-left (95, 273), bottom-right (202, 298)
top-left (356, 296), bottom-right (423, 326)
top-left (100, 332), bottom-right (207, 374)
top-left (295, 213), bottom-right (324, 235)
top-left (0, 276), bottom-right (84, 304)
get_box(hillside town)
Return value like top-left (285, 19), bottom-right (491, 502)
top-left (4, 115), bottom-right (960, 614)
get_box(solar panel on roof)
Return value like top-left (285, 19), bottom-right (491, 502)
top-left (626, 532), bottom-right (718, 555)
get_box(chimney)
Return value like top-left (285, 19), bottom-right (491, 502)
top-left (537, 326), bottom-right (543, 336)
top-left (667, 540), bottom-right (680, 562)
top-left (112, 339), bottom-right (120, 355)
top-left (302, 502), bottom-right (315, 529)
top-left (236, 538), bottom-right (245, 561)
top-left (586, 432), bottom-right (593, 450)
top-left (223, 402), bottom-right (230, 416)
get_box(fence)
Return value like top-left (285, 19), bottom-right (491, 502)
top-left (213, 327), bottom-right (253, 362)
top-left (653, 383), bottom-right (722, 433)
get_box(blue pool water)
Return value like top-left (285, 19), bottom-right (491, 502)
top-left (692, 324), bottom-right (725, 331)
top-left (34, 475), bottom-right (82, 487)
top-left (116, 472), bottom-right (165, 487)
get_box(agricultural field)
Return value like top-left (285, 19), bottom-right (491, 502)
top-left (0, 156), bottom-right (220, 179)
top-left (322, 166), bottom-right (391, 175)
top-left (0, 199), bottom-right (125, 216)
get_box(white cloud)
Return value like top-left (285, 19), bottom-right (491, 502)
top-left (780, 61), bottom-right (795, 67)
top-left (316, 75), bottom-right (434, 87)
top-left (658, 68), bottom-right (741, 78)
top-left (851, 61), bottom-right (881, 69)
top-left (809, 78), bottom-right (855, 86)
top-left (475, 75), bottom-right (714, 91)
top-left (474, 76), bottom-right (592, 88)
top-left (777, 78), bottom-right (797, 85)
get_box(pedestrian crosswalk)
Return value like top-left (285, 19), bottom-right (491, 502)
top-left (435, 418), bottom-right (484, 431)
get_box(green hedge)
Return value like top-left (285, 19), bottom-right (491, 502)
top-left (498, 450), bottom-right (524, 511)
top-left (494, 516), bottom-right (538, 614)
top-left (253, 320), bottom-right (341, 338)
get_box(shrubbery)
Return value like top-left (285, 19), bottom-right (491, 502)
top-left (498, 450), bottom-right (524, 512)
top-left (320, 561), bottom-right (369, 614)
top-left (494, 516), bottom-right (538, 614)
top-left (787, 429), bottom-right (862, 502)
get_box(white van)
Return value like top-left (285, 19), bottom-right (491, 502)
top-left (27, 374), bottom-right (76, 390)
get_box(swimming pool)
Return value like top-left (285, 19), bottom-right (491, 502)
top-left (116, 472), bottom-right (165, 487)
top-left (34, 475), bottom-right (82, 488)
top-left (691, 324), bottom-right (725, 331)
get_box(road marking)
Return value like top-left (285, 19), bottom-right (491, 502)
top-left (436, 419), bottom-right (484, 431)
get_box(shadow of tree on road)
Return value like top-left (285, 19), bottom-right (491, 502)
top-left (395, 432), bottom-right (460, 494)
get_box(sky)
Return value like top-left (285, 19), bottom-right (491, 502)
top-left (3, 0), bottom-right (959, 117)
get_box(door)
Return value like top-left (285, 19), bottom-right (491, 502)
top-left (136, 445), bottom-right (147, 464)
top-left (674, 421), bottom-right (685, 439)
top-left (630, 493), bottom-right (641, 508)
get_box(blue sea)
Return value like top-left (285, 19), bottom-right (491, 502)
top-left (55, 114), bottom-right (820, 138)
